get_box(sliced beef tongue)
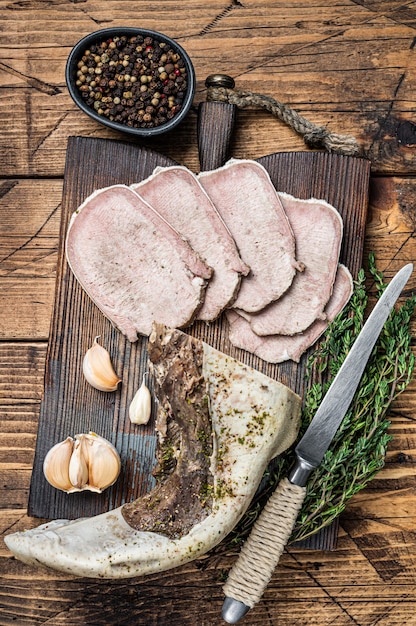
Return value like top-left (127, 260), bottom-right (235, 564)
top-left (239, 192), bottom-right (344, 336)
top-left (198, 159), bottom-right (302, 313)
top-left (226, 264), bottom-right (353, 364)
top-left (131, 166), bottom-right (249, 322)
top-left (65, 162), bottom-right (349, 363)
top-left (66, 185), bottom-right (212, 341)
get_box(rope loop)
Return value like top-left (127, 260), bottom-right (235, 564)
top-left (206, 82), bottom-right (361, 157)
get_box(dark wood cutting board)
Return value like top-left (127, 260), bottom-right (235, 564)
top-left (28, 103), bottom-right (370, 553)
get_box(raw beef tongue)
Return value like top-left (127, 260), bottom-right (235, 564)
top-left (226, 264), bottom-right (353, 364)
top-left (131, 166), bottom-right (249, 322)
top-left (198, 159), bottom-right (302, 313)
top-left (240, 192), bottom-right (344, 336)
top-left (66, 185), bottom-right (212, 341)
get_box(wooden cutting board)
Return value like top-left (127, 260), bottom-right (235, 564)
top-left (28, 102), bottom-right (371, 553)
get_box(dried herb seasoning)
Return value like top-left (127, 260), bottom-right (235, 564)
top-left (75, 34), bottom-right (188, 129)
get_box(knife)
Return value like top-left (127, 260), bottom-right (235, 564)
top-left (222, 262), bottom-right (413, 624)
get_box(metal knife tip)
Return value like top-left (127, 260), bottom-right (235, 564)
top-left (396, 262), bottom-right (413, 287)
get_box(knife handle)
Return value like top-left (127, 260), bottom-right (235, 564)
top-left (222, 477), bottom-right (306, 623)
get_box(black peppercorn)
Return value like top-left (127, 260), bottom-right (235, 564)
top-left (75, 33), bottom-right (188, 130)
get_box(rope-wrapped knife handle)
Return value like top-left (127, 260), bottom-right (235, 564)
top-left (222, 477), bottom-right (306, 622)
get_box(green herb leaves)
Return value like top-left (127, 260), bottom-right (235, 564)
top-left (226, 255), bottom-right (415, 548)
top-left (292, 255), bottom-right (414, 541)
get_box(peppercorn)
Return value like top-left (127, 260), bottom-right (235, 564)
top-left (75, 33), bottom-right (188, 130)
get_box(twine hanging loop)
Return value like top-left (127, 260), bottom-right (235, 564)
top-left (205, 75), bottom-right (360, 157)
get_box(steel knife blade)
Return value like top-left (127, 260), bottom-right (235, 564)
top-left (222, 263), bottom-right (413, 624)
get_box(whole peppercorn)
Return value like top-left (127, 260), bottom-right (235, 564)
top-left (74, 33), bottom-right (189, 130)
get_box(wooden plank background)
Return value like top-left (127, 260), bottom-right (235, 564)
top-left (1, 1), bottom-right (416, 624)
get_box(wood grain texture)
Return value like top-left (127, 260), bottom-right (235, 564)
top-left (1, 1), bottom-right (416, 177)
top-left (2, 1), bottom-right (416, 624)
top-left (0, 180), bottom-right (61, 340)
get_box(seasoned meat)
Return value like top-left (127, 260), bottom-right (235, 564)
top-left (240, 192), bottom-right (343, 336)
top-left (66, 185), bottom-right (212, 340)
top-left (122, 324), bottom-right (214, 538)
top-left (227, 265), bottom-right (353, 363)
top-left (198, 159), bottom-right (302, 313)
top-left (5, 325), bottom-right (301, 579)
top-left (131, 166), bottom-right (249, 322)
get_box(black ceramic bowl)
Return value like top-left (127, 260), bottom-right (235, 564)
top-left (66, 27), bottom-right (196, 137)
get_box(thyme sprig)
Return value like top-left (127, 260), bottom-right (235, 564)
top-left (226, 254), bottom-right (415, 548)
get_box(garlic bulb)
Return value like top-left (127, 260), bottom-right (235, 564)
top-left (83, 336), bottom-right (121, 392)
top-left (43, 432), bottom-right (121, 494)
top-left (129, 374), bottom-right (152, 425)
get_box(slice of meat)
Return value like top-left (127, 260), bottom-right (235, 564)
top-left (66, 185), bottom-right (212, 341)
top-left (227, 265), bottom-right (353, 363)
top-left (240, 192), bottom-right (343, 336)
top-left (5, 325), bottom-right (301, 578)
top-left (198, 159), bottom-right (301, 313)
top-left (131, 166), bottom-right (249, 322)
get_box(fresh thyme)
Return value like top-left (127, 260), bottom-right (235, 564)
top-left (225, 254), bottom-right (415, 548)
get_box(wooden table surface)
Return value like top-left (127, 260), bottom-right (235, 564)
top-left (1, 1), bottom-right (416, 624)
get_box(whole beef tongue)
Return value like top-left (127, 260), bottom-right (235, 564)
top-left (66, 185), bottom-right (212, 341)
top-left (198, 159), bottom-right (302, 313)
top-left (4, 324), bottom-right (301, 579)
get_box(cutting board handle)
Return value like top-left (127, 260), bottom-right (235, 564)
top-left (197, 101), bottom-right (237, 171)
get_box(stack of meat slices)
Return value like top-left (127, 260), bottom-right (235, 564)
top-left (66, 159), bottom-right (353, 363)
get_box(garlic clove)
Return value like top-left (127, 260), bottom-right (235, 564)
top-left (129, 375), bottom-right (152, 425)
top-left (43, 437), bottom-right (74, 492)
top-left (83, 336), bottom-right (121, 392)
top-left (68, 436), bottom-right (89, 491)
top-left (82, 432), bottom-right (121, 493)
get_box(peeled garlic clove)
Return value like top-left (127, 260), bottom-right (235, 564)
top-left (82, 432), bottom-right (121, 493)
top-left (68, 436), bottom-right (89, 491)
top-left (43, 437), bottom-right (74, 492)
top-left (83, 336), bottom-right (121, 392)
top-left (129, 375), bottom-right (152, 425)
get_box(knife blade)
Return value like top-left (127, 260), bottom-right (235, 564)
top-left (222, 263), bottom-right (413, 624)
